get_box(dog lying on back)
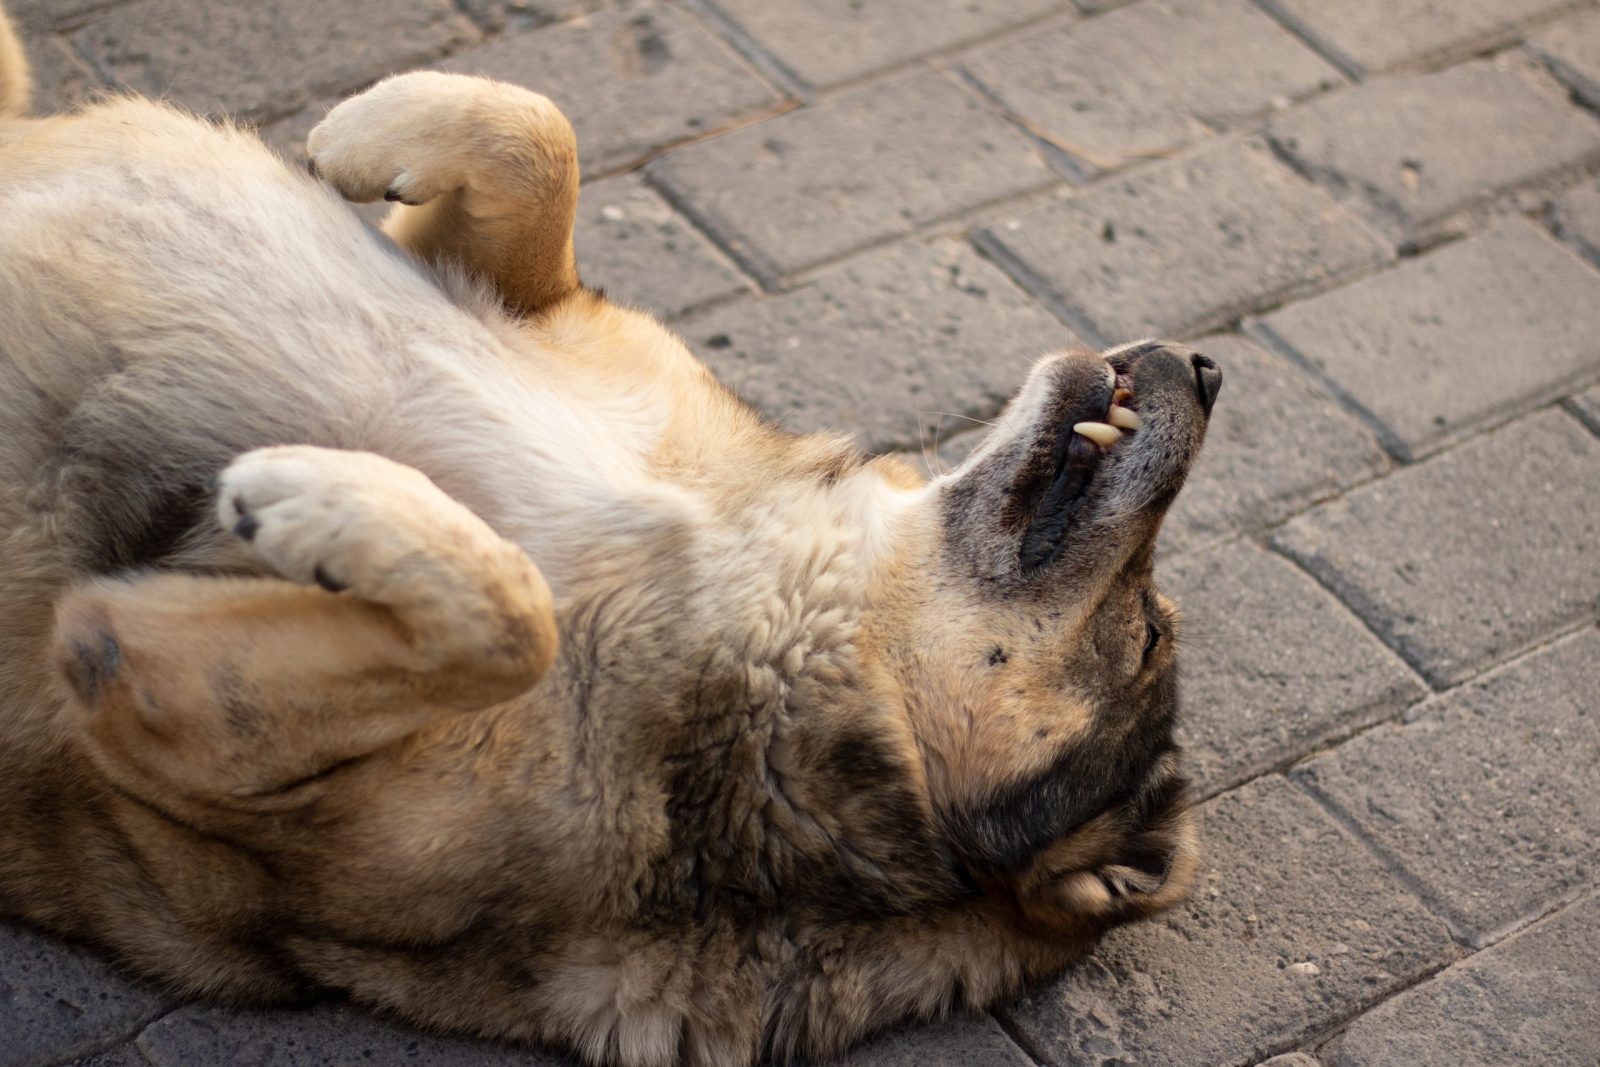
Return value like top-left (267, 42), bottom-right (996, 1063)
top-left (0, 8), bottom-right (1219, 1064)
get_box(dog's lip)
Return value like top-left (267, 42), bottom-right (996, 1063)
top-left (1013, 362), bottom-right (1142, 571)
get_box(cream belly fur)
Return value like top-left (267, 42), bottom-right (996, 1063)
top-left (0, 11), bottom-right (1220, 1065)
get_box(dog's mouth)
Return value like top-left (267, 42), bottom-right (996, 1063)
top-left (942, 342), bottom-right (1219, 579)
top-left (1009, 362), bottom-right (1142, 572)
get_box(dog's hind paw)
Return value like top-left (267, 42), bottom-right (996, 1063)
top-left (307, 71), bottom-right (573, 215)
top-left (306, 72), bottom-right (472, 206)
top-left (215, 445), bottom-right (555, 685)
top-left (216, 445), bottom-right (466, 602)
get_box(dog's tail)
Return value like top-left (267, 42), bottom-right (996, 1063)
top-left (0, 1), bottom-right (32, 119)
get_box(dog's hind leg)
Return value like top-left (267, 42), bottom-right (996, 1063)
top-left (306, 72), bottom-right (581, 317)
top-left (0, 0), bottom-right (32, 119)
top-left (52, 445), bottom-right (557, 814)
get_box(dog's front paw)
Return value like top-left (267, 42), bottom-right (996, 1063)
top-left (307, 71), bottom-right (482, 205)
top-left (216, 445), bottom-right (458, 598)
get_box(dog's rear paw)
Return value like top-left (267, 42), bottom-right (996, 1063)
top-left (217, 446), bottom-right (459, 599)
top-left (216, 445), bottom-right (555, 687)
top-left (307, 71), bottom-right (573, 212)
top-left (306, 71), bottom-right (474, 205)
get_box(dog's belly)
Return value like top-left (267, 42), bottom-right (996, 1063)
top-left (0, 105), bottom-right (650, 585)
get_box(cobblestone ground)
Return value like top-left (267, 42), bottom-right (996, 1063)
top-left (6, 0), bottom-right (1600, 1064)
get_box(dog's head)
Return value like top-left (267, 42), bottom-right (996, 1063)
top-left (872, 340), bottom-right (1218, 936)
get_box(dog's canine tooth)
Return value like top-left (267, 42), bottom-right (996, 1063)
top-left (1107, 405), bottom-right (1142, 430)
top-left (1074, 421), bottom-right (1123, 447)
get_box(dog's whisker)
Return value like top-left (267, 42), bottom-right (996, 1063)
top-left (914, 409), bottom-right (948, 478)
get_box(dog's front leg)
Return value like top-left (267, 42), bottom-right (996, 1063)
top-left (53, 446), bottom-right (556, 813)
top-left (307, 72), bottom-right (581, 317)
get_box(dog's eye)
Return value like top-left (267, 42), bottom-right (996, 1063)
top-left (1142, 621), bottom-right (1161, 663)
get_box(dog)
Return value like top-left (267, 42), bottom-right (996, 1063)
top-left (0, 8), bottom-right (1219, 1064)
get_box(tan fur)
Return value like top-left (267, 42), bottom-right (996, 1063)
top-left (0, 2), bottom-right (26, 119)
top-left (0, 15), bottom-right (1216, 1065)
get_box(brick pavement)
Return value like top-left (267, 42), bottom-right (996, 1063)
top-left (7, 0), bottom-right (1600, 1064)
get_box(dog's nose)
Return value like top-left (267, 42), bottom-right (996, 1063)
top-left (1190, 353), bottom-right (1222, 417)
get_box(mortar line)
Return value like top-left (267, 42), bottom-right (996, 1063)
top-left (1301, 886), bottom-right (1600, 1058)
top-left (1246, 0), bottom-right (1364, 81)
top-left (1242, 321), bottom-right (1413, 464)
top-left (1565, 396), bottom-right (1600, 438)
top-left (991, 1007), bottom-right (1052, 1067)
top-left (1247, 618), bottom-right (1595, 788)
top-left (39, 1003), bottom-right (175, 1067)
top-left (942, 62), bottom-right (1096, 184)
top-left (682, 2), bottom-right (1089, 111)
top-left (1269, 503), bottom-right (1600, 694)
top-left (968, 230), bottom-right (1109, 348)
top-left (665, 0), bottom-right (807, 105)
top-left (1288, 774), bottom-right (1478, 947)
top-left (635, 61), bottom-right (1596, 314)
top-left (641, 167), bottom-right (785, 293)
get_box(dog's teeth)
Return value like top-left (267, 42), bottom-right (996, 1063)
top-left (1107, 405), bottom-right (1142, 430)
top-left (1074, 421), bottom-right (1123, 447)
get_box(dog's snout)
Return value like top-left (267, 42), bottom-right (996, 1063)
top-left (1191, 352), bottom-right (1222, 416)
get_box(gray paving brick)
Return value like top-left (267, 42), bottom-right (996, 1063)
top-left (1001, 776), bottom-right (1456, 1067)
top-left (1550, 178), bottom-right (1600, 267)
top-left (703, 0), bottom-right (1064, 91)
top-left (439, 3), bottom-right (784, 177)
top-left (1273, 409), bottom-right (1600, 687)
top-left (929, 426), bottom-right (987, 474)
top-left (1324, 893), bottom-right (1600, 1067)
top-left (1569, 385), bottom-right (1600, 435)
top-left (678, 237), bottom-right (1068, 453)
top-left (575, 172), bottom-right (748, 319)
top-left (975, 138), bottom-right (1392, 346)
top-left (1295, 630), bottom-right (1600, 949)
top-left (9, 0), bottom-right (128, 32)
top-left (648, 70), bottom-right (1054, 286)
top-left (53, 1044), bottom-right (150, 1067)
top-left (838, 1015), bottom-right (1031, 1066)
top-left (1530, 8), bottom-right (1600, 109)
top-left (1258, 1056), bottom-right (1322, 1067)
top-left (71, 0), bottom-right (479, 122)
top-left (456, 0), bottom-right (605, 35)
top-left (961, 0), bottom-right (1341, 175)
top-left (1257, 0), bottom-right (1587, 77)
top-left (136, 1002), bottom-right (570, 1066)
top-left (0, 923), bottom-right (168, 1067)
top-left (1160, 334), bottom-right (1389, 556)
top-left (1162, 540), bottom-right (1426, 798)
top-left (15, 34), bottom-right (102, 114)
top-left (1251, 219), bottom-right (1600, 461)
top-left (1266, 59), bottom-right (1600, 246)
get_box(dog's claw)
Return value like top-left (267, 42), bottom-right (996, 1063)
top-left (313, 565), bottom-right (348, 594)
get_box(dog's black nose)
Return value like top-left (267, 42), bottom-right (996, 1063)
top-left (1191, 353), bottom-right (1222, 416)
